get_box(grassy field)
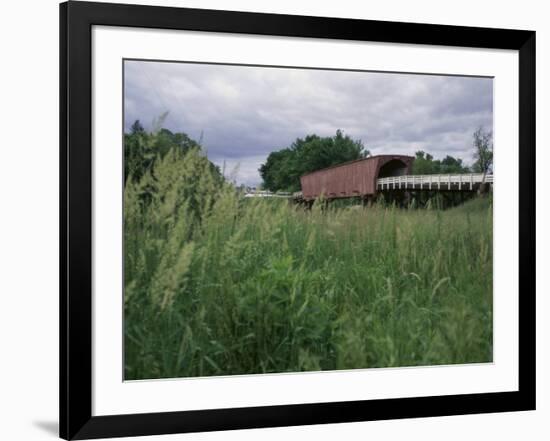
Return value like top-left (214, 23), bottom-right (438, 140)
top-left (124, 148), bottom-right (493, 380)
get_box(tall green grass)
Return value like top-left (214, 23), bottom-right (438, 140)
top-left (124, 148), bottom-right (492, 380)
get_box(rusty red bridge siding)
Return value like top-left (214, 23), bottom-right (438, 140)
top-left (300, 155), bottom-right (414, 200)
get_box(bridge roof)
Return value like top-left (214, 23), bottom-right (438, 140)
top-left (300, 154), bottom-right (414, 178)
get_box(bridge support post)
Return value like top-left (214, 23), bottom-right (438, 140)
top-left (478, 182), bottom-right (490, 196)
top-left (404, 191), bottom-right (412, 207)
top-left (362, 195), bottom-right (372, 207)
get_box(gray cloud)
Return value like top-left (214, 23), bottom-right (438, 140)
top-left (124, 60), bottom-right (493, 186)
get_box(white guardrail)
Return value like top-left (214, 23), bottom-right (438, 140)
top-left (244, 191), bottom-right (293, 198)
top-left (377, 173), bottom-right (493, 191)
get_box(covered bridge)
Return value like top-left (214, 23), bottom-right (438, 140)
top-left (300, 155), bottom-right (414, 201)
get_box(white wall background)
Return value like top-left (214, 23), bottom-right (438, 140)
top-left (0, 0), bottom-right (547, 440)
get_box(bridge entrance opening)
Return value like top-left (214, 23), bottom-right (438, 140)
top-left (378, 159), bottom-right (409, 178)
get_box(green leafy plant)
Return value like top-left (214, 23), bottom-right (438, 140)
top-left (124, 130), bottom-right (493, 380)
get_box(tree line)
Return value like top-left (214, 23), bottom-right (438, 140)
top-left (260, 128), bottom-right (493, 192)
top-left (124, 119), bottom-right (222, 185)
top-left (124, 120), bottom-right (493, 195)
top-left (259, 130), bottom-right (368, 192)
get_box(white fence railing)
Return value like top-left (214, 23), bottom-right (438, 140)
top-left (244, 190), bottom-right (293, 198)
top-left (377, 173), bottom-right (493, 191)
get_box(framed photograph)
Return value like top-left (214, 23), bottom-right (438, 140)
top-left (60, 1), bottom-right (535, 439)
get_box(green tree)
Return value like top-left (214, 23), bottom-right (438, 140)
top-left (472, 127), bottom-right (493, 174)
top-left (440, 155), bottom-right (470, 173)
top-left (130, 120), bottom-right (145, 135)
top-left (259, 148), bottom-right (295, 192)
top-left (412, 151), bottom-right (435, 174)
top-left (124, 120), bottom-right (216, 183)
top-left (260, 130), bottom-right (368, 192)
top-left (412, 151), bottom-right (469, 175)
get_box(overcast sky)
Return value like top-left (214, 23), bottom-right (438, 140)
top-left (124, 60), bottom-right (493, 186)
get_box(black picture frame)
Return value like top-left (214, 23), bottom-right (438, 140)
top-left (60, 1), bottom-right (536, 439)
